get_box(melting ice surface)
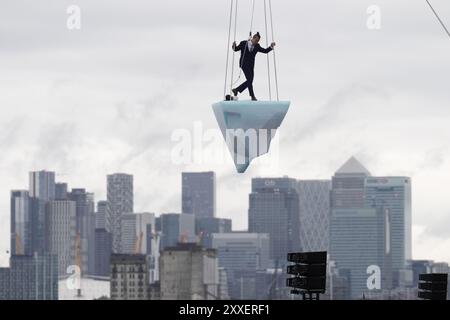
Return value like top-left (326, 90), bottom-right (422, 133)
top-left (212, 100), bottom-right (290, 173)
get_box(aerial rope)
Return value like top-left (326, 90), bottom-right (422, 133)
top-left (223, 0), bottom-right (234, 98)
top-left (230, 0), bottom-right (239, 94)
top-left (264, 0), bottom-right (272, 101)
top-left (425, 0), bottom-right (450, 39)
top-left (231, 0), bottom-right (255, 91)
top-left (224, 0), bottom-right (279, 101)
top-left (249, 0), bottom-right (256, 37)
top-left (268, 0), bottom-right (280, 101)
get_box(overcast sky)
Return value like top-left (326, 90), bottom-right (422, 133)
top-left (1, 0), bottom-right (450, 266)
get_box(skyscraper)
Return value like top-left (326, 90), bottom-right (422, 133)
top-left (107, 174), bottom-right (133, 253)
top-left (94, 228), bottom-right (112, 277)
top-left (211, 233), bottom-right (270, 299)
top-left (96, 200), bottom-right (108, 229)
top-left (365, 177), bottom-right (412, 271)
top-left (329, 157), bottom-right (412, 298)
top-left (331, 156), bottom-right (369, 209)
top-left (46, 200), bottom-right (77, 275)
top-left (29, 170), bottom-right (56, 254)
top-left (248, 177), bottom-right (300, 263)
top-left (29, 170), bottom-right (56, 201)
top-left (182, 172), bottom-right (216, 218)
top-left (330, 206), bottom-right (392, 299)
top-left (297, 180), bottom-right (331, 252)
top-left (68, 188), bottom-right (95, 274)
top-left (55, 183), bottom-right (68, 200)
top-left (10, 190), bottom-right (32, 256)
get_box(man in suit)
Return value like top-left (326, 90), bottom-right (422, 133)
top-left (232, 32), bottom-right (276, 101)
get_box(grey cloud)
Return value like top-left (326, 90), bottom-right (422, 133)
top-left (31, 122), bottom-right (79, 171)
top-left (419, 148), bottom-right (447, 171)
top-left (0, 0), bottom-right (450, 262)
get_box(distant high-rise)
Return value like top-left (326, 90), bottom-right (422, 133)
top-left (158, 213), bottom-right (196, 250)
top-left (107, 174), bottom-right (133, 253)
top-left (195, 217), bottom-right (232, 248)
top-left (29, 170), bottom-right (56, 254)
top-left (55, 183), bottom-right (68, 200)
top-left (160, 244), bottom-right (219, 300)
top-left (46, 200), bottom-right (77, 275)
top-left (330, 206), bottom-right (392, 299)
top-left (0, 254), bottom-right (58, 300)
top-left (329, 157), bottom-right (412, 299)
top-left (94, 201), bottom-right (110, 277)
top-left (96, 200), bottom-right (108, 229)
top-left (94, 229), bottom-right (112, 277)
top-left (68, 189), bottom-right (90, 235)
top-left (68, 188), bottom-right (95, 274)
top-left (182, 172), bottom-right (216, 218)
top-left (331, 157), bottom-right (370, 209)
top-left (248, 177), bottom-right (300, 262)
top-left (10, 190), bottom-right (32, 256)
top-left (365, 177), bottom-right (412, 270)
top-left (211, 233), bottom-right (270, 299)
top-left (297, 180), bottom-right (331, 252)
top-left (29, 171), bottom-right (55, 201)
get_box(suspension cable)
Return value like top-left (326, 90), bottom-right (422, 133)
top-left (268, 0), bottom-right (280, 101)
top-left (249, 0), bottom-right (256, 37)
top-left (230, 0), bottom-right (239, 94)
top-left (224, 0), bottom-right (234, 98)
top-left (264, 0), bottom-right (272, 101)
top-left (426, 0), bottom-right (450, 39)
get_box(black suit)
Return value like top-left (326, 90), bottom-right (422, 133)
top-left (233, 40), bottom-right (273, 98)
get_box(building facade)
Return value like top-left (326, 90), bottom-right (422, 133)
top-left (29, 170), bottom-right (56, 254)
top-left (120, 213), bottom-right (155, 254)
top-left (195, 217), bottom-right (232, 248)
top-left (94, 228), bottom-right (112, 277)
top-left (68, 188), bottom-right (95, 274)
top-left (296, 180), bottom-right (331, 252)
top-left (96, 200), bottom-right (108, 229)
top-left (182, 172), bottom-right (216, 218)
top-left (158, 213), bottom-right (196, 250)
top-left (110, 254), bottom-right (149, 300)
top-left (249, 177), bottom-right (300, 263)
top-left (107, 174), bottom-right (133, 253)
top-left (211, 232), bottom-right (270, 299)
top-left (329, 157), bottom-right (411, 299)
top-left (10, 190), bottom-right (32, 256)
top-left (0, 254), bottom-right (58, 300)
top-left (160, 244), bottom-right (219, 300)
top-left (46, 200), bottom-right (77, 276)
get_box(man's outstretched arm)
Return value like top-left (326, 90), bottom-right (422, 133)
top-left (259, 42), bottom-right (276, 53)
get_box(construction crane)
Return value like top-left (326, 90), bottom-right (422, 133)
top-left (134, 231), bottom-right (144, 254)
top-left (180, 233), bottom-right (188, 244)
top-left (197, 231), bottom-right (205, 245)
top-left (15, 233), bottom-right (23, 255)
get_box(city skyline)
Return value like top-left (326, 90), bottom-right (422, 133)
top-left (1, 0), bottom-right (450, 275)
top-left (2, 156), bottom-right (450, 268)
top-left (1, 159), bottom-right (448, 300)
